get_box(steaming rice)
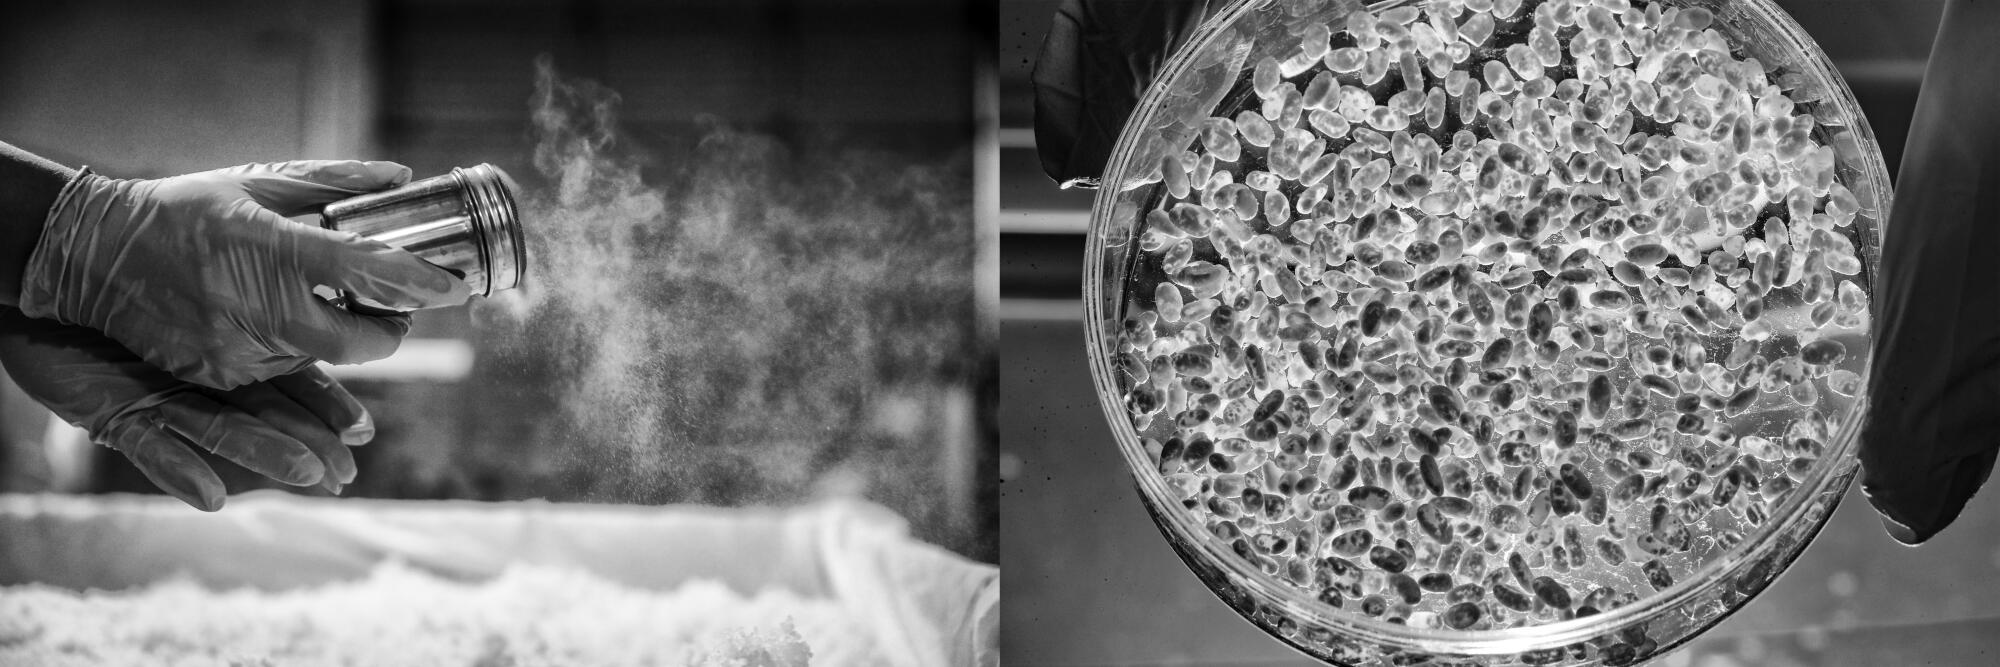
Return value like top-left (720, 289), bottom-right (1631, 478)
top-left (0, 561), bottom-right (887, 667)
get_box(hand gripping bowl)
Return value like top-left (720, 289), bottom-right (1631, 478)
top-left (1083, 0), bottom-right (1888, 664)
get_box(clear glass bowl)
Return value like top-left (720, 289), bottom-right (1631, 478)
top-left (1083, 0), bottom-right (1890, 664)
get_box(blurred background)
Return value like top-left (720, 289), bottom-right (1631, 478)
top-left (999, 0), bottom-right (2000, 665)
top-left (0, 0), bottom-right (996, 565)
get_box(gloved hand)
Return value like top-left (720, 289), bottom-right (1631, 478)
top-left (0, 307), bottom-right (366, 511)
top-left (1861, 0), bottom-right (2000, 545)
top-left (1032, 0), bottom-right (1228, 187)
top-left (19, 160), bottom-right (470, 390)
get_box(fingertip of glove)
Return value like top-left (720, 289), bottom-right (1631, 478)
top-left (342, 242), bottom-right (473, 310)
top-left (364, 161), bottom-right (414, 188)
top-left (377, 312), bottom-right (415, 338)
top-left (290, 454), bottom-right (328, 487)
top-left (414, 257), bottom-right (472, 300)
top-left (1879, 514), bottom-right (1925, 545)
top-left (265, 159), bottom-right (413, 191)
top-left (1859, 443), bottom-right (1998, 546)
top-left (1862, 479), bottom-right (1946, 545)
top-left (165, 481), bottom-right (226, 512)
top-left (442, 270), bottom-right (475, 304)
top-left (341, 410), bottom-right (376, 446)
top-left (397, 264), bottom-right (473, 309)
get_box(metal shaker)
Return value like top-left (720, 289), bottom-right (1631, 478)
top-left (319, 163), bottom-right (526, 311)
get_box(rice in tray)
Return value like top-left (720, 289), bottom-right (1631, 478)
top-left (0, 561), bottom-right (886, 667)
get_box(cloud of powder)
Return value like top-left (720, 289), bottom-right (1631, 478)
top-left (468, 58), bottom-right (978, 511)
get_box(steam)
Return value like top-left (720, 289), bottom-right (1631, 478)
top-left (471, 58), bottom-right (977, 509)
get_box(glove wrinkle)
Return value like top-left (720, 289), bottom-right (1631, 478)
top-left (94, 386), bottom-right (188, 436)
top-left (167, 396), bottom-right (324, 487)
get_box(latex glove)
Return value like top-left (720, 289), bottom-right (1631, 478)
top-left (0, 307), bottom-right (368, 511)
top-left (19, 160), bottom-right (471, 390)
top-left (1032, 0), bottom-right (1229, 187)
top-left (1861, 0), bottom-right (2000, 544)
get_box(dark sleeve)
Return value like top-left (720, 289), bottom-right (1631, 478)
top-left (0, 141), bottom-right (75, 309)
top-left (1031, 0), bottom-right (1230, 188)
top-left (1860, 0), bottom-right (2000, 544)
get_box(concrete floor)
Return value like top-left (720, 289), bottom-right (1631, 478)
top-left (1001, 316), bottom-right (2000, 666)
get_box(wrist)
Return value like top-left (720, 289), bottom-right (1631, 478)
top-left (16, 168), bottom-right (103, 320)
top-left (0, 142), bottom-right (78, 309)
